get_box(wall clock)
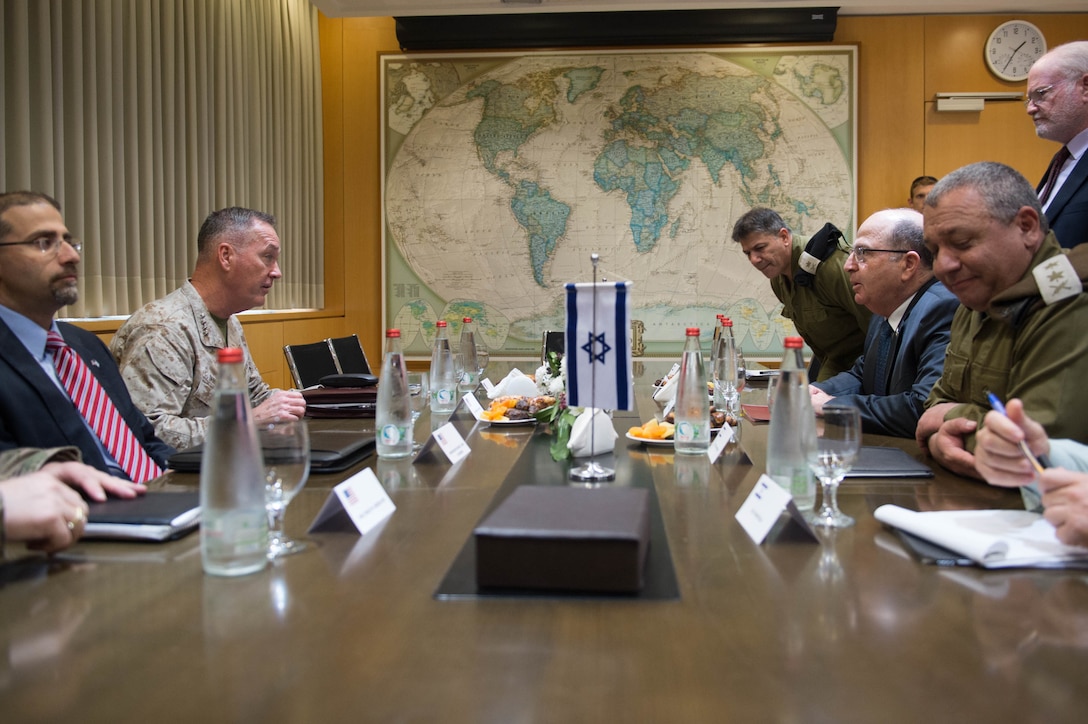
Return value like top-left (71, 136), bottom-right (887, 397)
top-left (985, 20), bottom-right (1047, 82)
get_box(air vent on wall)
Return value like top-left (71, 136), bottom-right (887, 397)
top-left (395, 8), bottom-right (839, 51)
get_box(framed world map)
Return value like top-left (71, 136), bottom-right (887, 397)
top-left (381, 46), bottom-right (857, 359)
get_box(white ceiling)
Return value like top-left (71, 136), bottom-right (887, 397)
top-left (310, 0), bottom-right (1087, 19)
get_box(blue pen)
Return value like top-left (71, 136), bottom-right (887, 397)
top-left (985, 391), bottom-right (1051, 473)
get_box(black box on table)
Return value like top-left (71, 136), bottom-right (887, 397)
top-left (474, 485), bottom-right (650, 594)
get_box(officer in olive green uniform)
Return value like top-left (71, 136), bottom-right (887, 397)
top-left (732, 208), bottom-right (872, 382)
top-left (919, 161), bottom-right (1088, 480)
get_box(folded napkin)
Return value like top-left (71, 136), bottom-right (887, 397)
top-left (652, 372), bottom-right (679, 404)
top-left (568, 408), bottom-right (618, 458)
top-left (487, 368), bottom-right (540, 399)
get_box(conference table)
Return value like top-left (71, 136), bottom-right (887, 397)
top-left (1, 361), bottom-right (1086, 723)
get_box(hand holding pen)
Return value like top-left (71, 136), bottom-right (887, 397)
top-left (976, 393), bottom-right (1052, 487)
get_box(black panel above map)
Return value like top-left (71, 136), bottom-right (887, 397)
top-left (395, 8), bottom-right (839, 51)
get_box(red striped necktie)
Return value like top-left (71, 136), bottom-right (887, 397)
top-left (46, 331), bottom-right (162, 483)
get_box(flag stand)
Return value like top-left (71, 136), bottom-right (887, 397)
top-left (570, 253), bottom-right (616, 483)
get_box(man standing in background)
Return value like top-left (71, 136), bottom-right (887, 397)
top-left (1026, 40), bottom-right (1088, 248)
top-left (908, 176), bottom-right (938, 212)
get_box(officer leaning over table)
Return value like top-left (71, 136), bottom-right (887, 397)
top-left (731, 207), bottom-right (872, 382)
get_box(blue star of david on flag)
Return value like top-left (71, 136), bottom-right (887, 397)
top-left (564, 281), bottom-right (633, 411)
top-left (582, 332), bottom-right (611, 364)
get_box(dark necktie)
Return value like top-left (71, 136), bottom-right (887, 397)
top-left (871, 321), bottom-right (895, 396)
top-left (46, 331), bottom-right (162, 483)
top-left (1039, 145), bottom-right (1072, 205)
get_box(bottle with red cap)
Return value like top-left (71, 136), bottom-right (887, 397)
top-left (376, 329), bottom-right (413, 459)
top-left (430, 320), bottom-right (457, 414)
top-left (766, 336), bottom-right (817, 510)
top-left (674, 327), bottom-right (711, 454)
top-left (200, 347), bottom-right (268, 576)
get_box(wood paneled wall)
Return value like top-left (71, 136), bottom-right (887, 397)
top-left (90, 12), bottom-right (1088, 388)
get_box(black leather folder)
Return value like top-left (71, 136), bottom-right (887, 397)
top-left (168, 430), bottom-right (375, 474)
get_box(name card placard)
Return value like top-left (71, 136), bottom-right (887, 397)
top-left (432, 421), bottom-right (471, 464)
top-left (309, 468), bottom-right (396, 536)
top-left (707, 424), bottom-right (735, 463)
top-left (735, 474), bottom-right (817, 544)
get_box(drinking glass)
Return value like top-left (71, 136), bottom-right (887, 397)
top-left (476, 348), bottom-right (490, 380)
top-left (260, 419), bottom-right (311, 558)
top-left (807, 405), bottom-right (861, 528)
top-left (451, 353), bottom-right (465, 393)
top-left (407, 372), bottom-right (429, 451)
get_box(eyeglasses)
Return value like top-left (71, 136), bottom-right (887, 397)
top-left (1025, 84), bottom-right (1056, 108)
top-left (0, 235), bottom-right (83, 255)
top-left (845, 246), bottom-right (903, 264)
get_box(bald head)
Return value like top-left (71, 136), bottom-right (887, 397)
top-left (843, 208), bottom-right (931, 318)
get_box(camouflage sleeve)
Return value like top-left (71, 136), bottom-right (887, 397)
top-left (0, 447), bottom-right (82, 479)
top-left (114, 323), bottom-right (209, 451)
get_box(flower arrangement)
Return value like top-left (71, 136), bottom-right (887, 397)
top-left (532, 351), bottom-right (581, 461)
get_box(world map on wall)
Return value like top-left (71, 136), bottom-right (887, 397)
top-left (382, 48), bottom-right (856, 358)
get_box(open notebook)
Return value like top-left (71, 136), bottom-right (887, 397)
top-left (875, 504), bottom-right (1088, 569)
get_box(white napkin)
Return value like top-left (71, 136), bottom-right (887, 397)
top-left (567, 408), bottom-right (618, 458)
top-left (652, 372), bottom-right (679, 404)
top-left (486, 368), bottom-right (539, 399)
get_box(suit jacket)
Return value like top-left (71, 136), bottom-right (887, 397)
top-left (0, 319), bottom-right (175, 477)
top-left (813, 279), bottom-right (960, 438)
top-left (1038, 150), bottom-right (1088, 249)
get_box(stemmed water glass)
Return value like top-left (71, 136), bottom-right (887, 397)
top-left (260, 418), bottom-right (311, 558)
top-left (451, 353), bottom-right (465, 395)
top-left (407, 372), bottom-right (429, 451)
top-left (476, 348), bottom-right (490, 381)
top-left (807, 404), bottom-right (861, 528)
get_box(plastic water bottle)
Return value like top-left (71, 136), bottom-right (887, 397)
top-left (766, 336), bottom-right (817, 510)
top-left (430, 320), bottom-right (457, 414)
top-left (376, 328), bottom-right (413, 459)
top-left (459, 316), bottom-right (479, 392)
top-left (674, 327), bottom-right (711, 455)
top-left (199, 347), bottom-right (269, 577)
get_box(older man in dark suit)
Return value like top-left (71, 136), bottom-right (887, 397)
top-left (0, 192), bottom-right (173, 481)
top-left (1027, 40), bottom-right (1088, 248)
top-left (810, 208), bottom-right (959, 437)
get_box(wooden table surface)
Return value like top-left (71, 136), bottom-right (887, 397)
top-left (1, 361), bottom-right (1086, 723)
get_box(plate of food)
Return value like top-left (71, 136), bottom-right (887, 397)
top-left (660, 408), bottom-right (738, 429)
top-left (626, 419), bottom-right (675, 446)
top-left (476, 395), bottom-right (556, 424)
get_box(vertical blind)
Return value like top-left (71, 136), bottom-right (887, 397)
top-left (0, 0), bottom-right (324, 317)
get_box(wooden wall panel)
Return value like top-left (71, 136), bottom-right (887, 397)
top-left (836, 16), bottom-right (926, 218)
top-left (923, 15), bottom-right (1088, 185)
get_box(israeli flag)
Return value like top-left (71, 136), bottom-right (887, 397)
top-left (565, 281), bottom-right (633, 411)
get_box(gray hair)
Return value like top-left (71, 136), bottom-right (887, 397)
top-left (197, 207), bottom-right (277, 256)
top-left (924, 161), bottom-right (1049, 235)
top-left (887, 216), bottom-right (932, 268)
top-left (1034, 40), bottom-right (1088, 79)
top-left (731, 207), bottom-right (790, 242)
